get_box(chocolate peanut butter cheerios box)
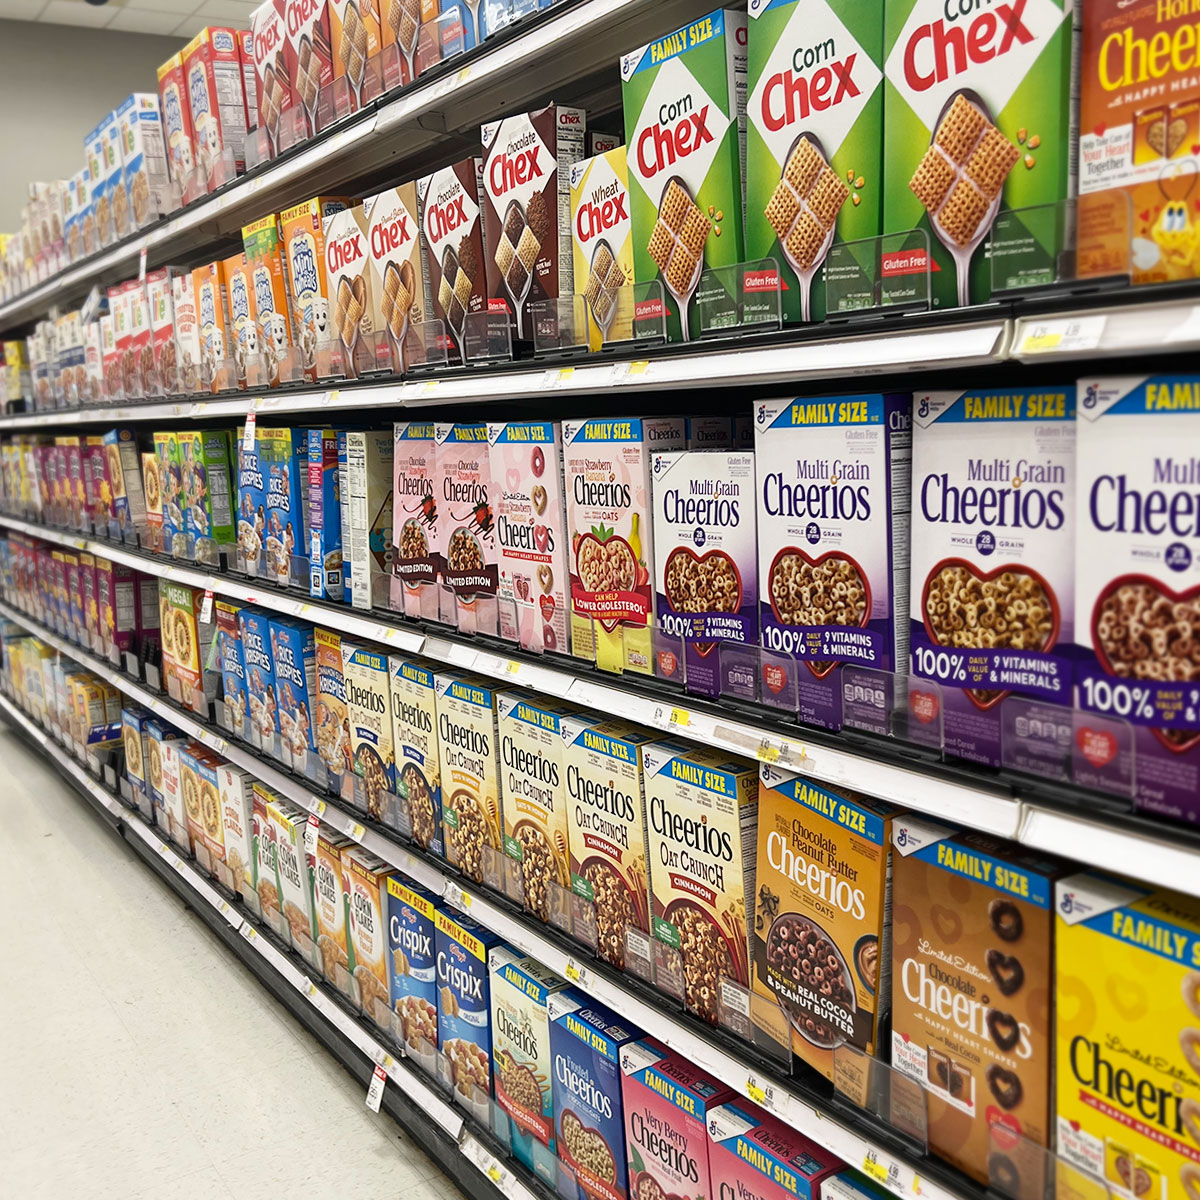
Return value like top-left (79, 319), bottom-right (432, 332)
top-left (890, 817), bottom-right (1065, 1185)
top-left (393, 421), bottom-right (442, 618)
top-left (1055, 873), bottom-right (1200, 1200)
top-left (1075, 376), bottom-right (1200, 822)
top-left (911, 388), bottom-right (1075, 767)
top-left (756, 393), bottom-right (911, 732)
top-left (621, 9), bottom-right (748, 343)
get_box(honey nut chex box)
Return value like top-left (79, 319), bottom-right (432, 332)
top-left (882, 0), bottom-right (1077, 308)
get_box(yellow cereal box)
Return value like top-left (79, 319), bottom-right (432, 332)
top-left (570, 147), bottom-right (634, 351)
top-left (314, 829), bottom-right (354, 985)
top-left (220, 251), bottom-right (257, 389)
top-left (242, 213), bottom-right (295, 387)
top-left (330, 0), bottom-right (382, 113)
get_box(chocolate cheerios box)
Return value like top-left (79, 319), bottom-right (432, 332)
top-left (1055, 873), bottom-right (1200, 1200)
top-left (1075, 376), bottom-right (1200, 823)
top-left (911, 387), bottom-right (1075, 767)
top-left (394, 420), bottom-right (442, 618)
top-left (890, 816), bottom-right (1064, 1185)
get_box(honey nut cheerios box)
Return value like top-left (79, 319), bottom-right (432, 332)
top-left (755, 393), bottom-right (911, 733)
top-left (883, 0), bottom-right (1077, 308)
top-left (1074, 375), bottom-right (1200, 823)
top-left (746, 0), bottom-right (883, 324)
top-left (910, 387), bottom-right (1075, 768)
top-left (640, 740), bottom-right (758, 1026)
top-left (389, 655), bottom-right (443, 858)
top-left (570, 146), bottom-right (634, 352)
top-left (620, 9), bottom-right (748, 343)
top-left (341, 641), bottom-right (395, 822)
top-left (386, 876), bottom-right (439, 1057)
top-left (313, 828), bottom-right (353, 985)
top-left (1055, 872), bottom-right (1200, 1200)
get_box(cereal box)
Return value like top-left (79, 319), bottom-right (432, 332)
top-left (345, 428), bottom-right (394, 610)
top-left (141, 453), bottom-right (163, 550)
top-left (281, 196), bottom-right (353, 381)
top-left (252, 782), bottom-right (282, 921)
top-left (435, 672), bottom-right (503, 886)
top-left (343, 642), bottom-right (395, 820)
top-left (145, 269), bottom-right (177, 394)
top-left (338, 429), bottom-right (353, 602)
top-left (911, 387), bottom-right (1074, 766)
top-left (489, 946), bottom-right (572, 1183)
top-left (479, 104), bottom-right (587, 343)
top-left (161, 740), bottom-right (191, 845)
top-left (379, 0), bottom-right (441, 88)
top-left (283, 0), bottom-right (334, 137)
top-left (171, 269), bottom-right (202, 394)
top-left (190, 748), bottom-right (226, 864)
top-left (1074, 375), bottom-right (1200, 822)
top-left (621, 10), bottom-right (748, 342)
top-left (416, 158), bottom-right (486, 365)
top-left (330, 0), bottom-right (382, 113)
top-left (127, 281), bottom-right (153, 399)
top-left (108, 285), bottom-right (132, 399)
top-left (883, 0), bottom-right (1077, 307)
top-left (757, 393), bottom-right (912, 731)
top-left (436, 422), bottom-right (496, 633)
top-left (706, 1102), bottom-right (842, 1200)
top-left (239, 607), bottom-right (279, 752)
top-left (641, 741), bottom-right (758, 1024)
top-left (178, 429), bottom-right (236, 565)
top-left (183, 28), bottom-right (250, 175)
top-left (746, 0), bottom-right (882, 323)
top-left (239, 30), bottom-right (258, 122)
top-left (438, 0), bottom-right (488, 52)
top-left (269, 799), bottom-right (319, 948)
top-left (160, 580), bottom-right (215, 709)
top-left (563, 416), bottom-right (684, 673)
top-left (570, 146), bottom-right (634, 351)
top-left (99, 112), bottom-right (126, 246)
top-left (257, 425), bottom-right (305, 586)
top-left (324, 203), bottom-right (382, 378)
top-left (620, 1041), bottom-right (732, 1200)
top-left (549, 993), bottom-right (642, 1200)
top-left (1055, 873), bottom-right (1200, 1200)
top-left (83, 320), bottom-right (103, 404)
top-left (146, 718), bottom-right (182, 829)
top-left (389, 655), bottom-right (442, 856)
top-left (221, 252), bottom-right (258, 389)
top-left (386, 877), bottom-right (439, 1059)
top-left (393, 421), bottom-right (441, 618)
top-left (314, 828), bottom-right (353, 983)
top-left (435, 907), bottom-right (503, 1115)
top-left (116, 94), bottom-right (168, 229)
top-left (219, 763), bottom-right (256, 896)
top-left (562, 716), bottom-right (654, 976)
top-left (242, 213), bottom-right (296, 387)
top-left (122, 705), bottom-right (151, 802)
top-left (236, 425), bottom-right (265, 575)
top-left (342, 846), bottom-right (394, 1023)
top-left (216, 599), bottom-right (248, 739)
top-left (192, 261), bottom-right (233, 390)
top-left (269, 617), bottom-right (318, 773)
top-left (105, 428), bottom-right (148, 542)
top-left (178, 742), bottom-right (212, 849)
top-left (750, 767), bottom-right (898, 1081)
top-left (250, 0), bottom-right (294, 155)
top-left (890, 817), bottom-right (1064, 1184)
top-left (307, 428), bottom-right (342, 599)
top-left (96, 558), bottom-right (136, 659)
top-left (157, 52), bottom-right (196, 184)
top-left (314, 627), bottom-right (353, 786)
top-left (652, 449), bottom-right (758, 699)
top-left (488, 420), bottom-right (569, 653)
top-left (154, 430), bottom-right (186, 555)
top-left (364, 183), bottom-right (430, 374)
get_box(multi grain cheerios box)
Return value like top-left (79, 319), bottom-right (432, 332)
top-left (746, 0), bottom-right (882, 323)
top-left (342, 642), bottom-right (395, 821)
top-left (890, 816), bottom-right (1064, 1185)
top-left (620, 1040), bottom-right (732, 1200)
top-left (242, 213), bottom-right (297, 388)
top-left (883, 0), bottom-right (1077, 308)
top-left (389, 655), bottom-right (443, 857)
top-left (393, 420), bottom-right (441, 618)
top-left (156, 52), bottom-right (196, 185)
top-left (436, 422), bottom-right (496, 634)
top-left (621, 9), bottom-right (748, 343)
top-left (386, 877), bottom-right (440, 1058)
top-left (489, 947), bottom-right (572, 1184)
top-left (313, 828), bottom-right (353, 984)
top-left (488, 420), bottom-right (569, 654)
top-left (1055, 873), bottom-right (1200, 1200)
top-left (640, 741), bottom-right (758, 1026)
top-left (750, 765), bottom-right (898, 1082)
top-left (562, 716), bottom-right (654, 980)
top-left (239, 607), bottom-right (279, 752)
top-left (756, 393), bottom-right (912, 732)
top-left (435, 671), bottom-right (503, 887)
top-left (324, 203), bottom-right (382, 379)
top-left (652, 448), bottom-right (757, 700)
top-left (314, 627), bottom-right (353, 788)
top-left (1075, 375), bottom-right (1200, 822)
top-left (549, 992), bottom-right (643, 1200)
top-left (364, 183), bottom-right (430, 374)
top-left (911, 387), bottom-right (1075, 767)
top-left (563, 416), bottom-right (685, 673)
top-left (570, 146), bottom-right (634, 351)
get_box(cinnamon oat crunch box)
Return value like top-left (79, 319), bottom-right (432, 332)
top-left (890, 817), bottom-right (1066, 1185)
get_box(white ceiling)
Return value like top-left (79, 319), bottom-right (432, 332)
top-left (0, 0), bottom-right (257, 38)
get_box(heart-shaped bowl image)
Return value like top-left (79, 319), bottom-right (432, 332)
top-left (764, 910), bottom-right (856, 1050)
top-left (575, 532), bottom-right (638, 594)
top-left (663, 547), bottom-right (742, 615)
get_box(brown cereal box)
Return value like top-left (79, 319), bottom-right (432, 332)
top-left (364, 182), bottom-right (430, 373)
top-left (330, 0), bottom-right (382, 113)
top-left (323, 203), bottom-right (382, 379)
top-left (389, 655), bottom-right (442, 858)
top-left (342, 846), bottom-right (394, 1025)
top-left (283, 0), bottom-right (333, 138)
top-left (250, 0), bottom-right (294, 155)
top-left (314, 626), bottom-right (353, 785)
top-left (640, 741), bottom-right (758, 1025)
top-left (435, 421), bottom-right (496, 634)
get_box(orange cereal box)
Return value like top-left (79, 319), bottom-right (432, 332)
top-left (220, 251), bottom-right (259, 389)
top-left (243, 213), bottom-right (296, 386)
top-left (191, 262), bottom-right (234, 391)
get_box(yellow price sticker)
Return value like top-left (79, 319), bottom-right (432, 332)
top-left (328, 389), bottom-right (339, 404)
top-left (746, 1077), bottom-right (766, 1105)
top-left (756, 740), bottom-right (780, 763)
top-left (671, 708), bottom-right (690, 728)
top-left (350, 822), bottom-right (365, 840)
top-left (630, 360), bottom-right (649, 375)
top-left (565, 960), bottom-right (581, 983)
top-left (1021, 331), bottom-right (1062, 353)
top-left (487, 1165), bottom-right (502, 1184)
top-left (861, 1155), bottom-right (890, 1184)
top-left (506, 661), bottom-right (520, 675)
top-left (315, 800), bottom-right (327, 816)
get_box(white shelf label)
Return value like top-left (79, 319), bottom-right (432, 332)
top-left (303, 814), bottom-right (320, 857)
top-left (1016, 315), bottom-right (1106, 356)
top-left (365, 1063), bottom-right (387, 1112)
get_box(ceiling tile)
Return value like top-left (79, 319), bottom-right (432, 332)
top-left (124, 0), bottom-right (201, 13)
top-left (107, 5), bottom-right (182, 31)
top-left (171, 12), bottom-right (206, 35)
top-left (39, 0), bottom-right (118, 27)
top-left (0, 0), bottom-right (49, 20)
top-left (192, 0), bottom-right (256, 23)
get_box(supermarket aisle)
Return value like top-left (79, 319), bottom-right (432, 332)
top-left (0, 727), bottom-right (457, 1200)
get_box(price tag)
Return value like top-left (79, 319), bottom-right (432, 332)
top-left (756, 739), bottom-right (780, 764)
top-left (861, 1153), bottom-right (890, 1184)
top-left (240, 922), bottom-right (257, 941)
top-left (365, 1063), bottom-right (387, 1112)
top-left (304, 813), bottom-right (320, 857)
top-left (326, 389), bottom-right (339, 406)
top-left (199, 589), bottom-right (214, 623)
top-left (138, 247), bottom-right (147, 283)
top-left (1016, 315), bottom-right (1106, 356)
top-left (543, 366), bottom-right (575, 389)
top-left (350, 821), bottom-right (365, 840)
top-left (444, 881), bottom-right (471, 911)
top-left (243, 410), bottom-right (257, 452)
top-left (487, 1164), bottom-right (504, 1185)
top-left (302, 977), bottom-right (318, 998)
top-left (314, 799), bottom-right (327, 817)
top-left (564, 958), bottom-right (589, 987)
top-left (746, 1077), bottom-right (766, 1105)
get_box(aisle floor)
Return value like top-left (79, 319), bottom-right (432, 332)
top-left (0, 727), bottom-right (461, 1199)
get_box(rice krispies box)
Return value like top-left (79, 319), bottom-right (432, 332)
top-left (389, 655), bottom-right (443, 856)
top-left (570, 146), bottom-right (634, 351)
top-left (393, 421), bottom-right (441, 618)
top-left (882, 0), bottom-right (1077, 307)
top-left (343, 642), bottom-right (396, 821)
top-left (364, 183), bottom-right (430, 374)
top-left (746, 0), bottom-right (883, 323)
top-left (621, 9), bottom-right (748, 342)
top-left (640, 741), bottom-right (758, 1025)
top-left (488, 420), bottom-right (569, 654)
top-left (386, 876), bottom-right (439, 1056)
top-left (258, 425), bottom-right (306, 586)
top-left (239, 607), bottom-right (279, 752)
top-left (269, 617), bottom-right (318, 774)
top-left (216, 599), bottom-right (248, 739)
top-left (436, 422), bottom-right (496, 634)
top-left (250, 0), bottom-right (293, 155)
top-left (756, 393), bottom-right (912, 732)
top-left (652, 449), bottom-right (757, 699)
top-left (1074, 376), bottom-right (1200, 822)
top-left (911, 387), bottom-right (1075, 767)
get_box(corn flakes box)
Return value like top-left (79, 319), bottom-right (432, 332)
top-left (269, 798), bottom-right (319, 949)
top-left (178, 429), bottom-right (235, 565)
top-left (307, 427), bottom-right (342, 600)
top-left (314, 829), bottom-right (353, 985)
top-left (221, 251), bottom-right (258, 389)
top-left (314, 626), bottom-right (353, 787)
top-left (239, 607), bottom-right (278, 753)
top-left (343, 641), bottom-right (395, 820)
top-left (269, 616), bottom-right (318, 773)
top-left (386, 877), bottom-right (439, 1059)
top-left (242, 213), bottom-right (296, 388)
top-left (257, 425), bottom-right (306, 586)
top-left (570, 146), bottom-right (634, 351)
top-left (216, 599), bottom-right (248, 739)
top-left (389, 656), bottom-right (442, 857)
top-left (218, 762), bottom-right (256, 896)
top-left (192, 261), bottom-right (234, 391)
top-left (342, 846), bottom-right (394, 1025)
top-left (252, 781), bottom-right (283, 920)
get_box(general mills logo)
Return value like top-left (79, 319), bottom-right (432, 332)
top-left (756, 403), bottom-right (768, 426)
top-left (917, 396), bottom-right (930, 419)
top-left (1084, 384), bottom-right (1098, 410)
top-left (1059, 891), bottom-right (1074, 915)
top-left (896, 826), bottom-right (908, 847)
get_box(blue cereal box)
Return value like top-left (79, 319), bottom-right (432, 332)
top-left (435, 908), bottom-right (504, 1119)
top-left (121, 704), bottom-right (151, 800)
top-left (338, 429), bottom-right (353, 603)
top-left (216, 600), bottom-right (247, 740)
top-left (308, 428), bottom-right (342, 600)
top-left (146, 716), bottom-right (181, 829)
top-left (236, 425), bottom-right (265, 576)
top-left (549, 993), bottom-right (643, 1200)
top-left (386, 877), bottom-right (440, 1066)
top-left (258, 426), bottom-right (305, 586)
top-left (269, 616), bottom-right (318, 775)
top-left (238, 607), bottom-right (278, 755)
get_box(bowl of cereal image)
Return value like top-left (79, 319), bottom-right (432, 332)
top-left (143, 458), bottom-right (162, 514)
top-left (446, 788), bottom-right (499, 884)
top-left (579, 856), bottom-right (646, 971)
top-left (446, 527), bottom-right (484, 575)
top-left (398, 762), bottom-right (437, 850)
top-left (921, 557), bottom-right (1059, 710)
top-left (559, 1109), bottom-right (617, 1186)
top-left (664, 547), bottom-right (742, 617)
top-left (768, 546), bottom-right (871, 679)
top-left (511, 819), bottom-right (569, 922)
top-left (575, 532), bottom-right (640, 597)
top-left (315, 701), bottom-right (347, 774)
top-left (165, 499), bottom-right (183, 529)
top-left (355, 743), bottom-right (391, 822)
top-left (400, 518), bottom-right (429, 561)
top-left (661, 897), bottom-right (743, 1025)
top-left (764, 910), bottom-right (856, 1050)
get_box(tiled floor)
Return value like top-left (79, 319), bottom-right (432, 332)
top-left (0, 727), bottom-right (461, 1199)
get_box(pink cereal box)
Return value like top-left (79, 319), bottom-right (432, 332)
top-left (436, 422), bottom-right (497, 635)
top-left (393, 420), bottom-right (443, 620)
